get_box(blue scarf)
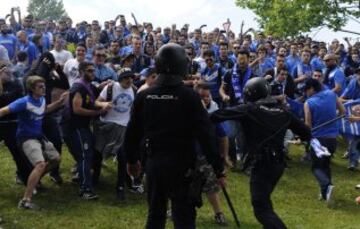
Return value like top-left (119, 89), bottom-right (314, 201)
top-left (231, 64), bottom-right (252, 101)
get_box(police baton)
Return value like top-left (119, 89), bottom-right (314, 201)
top-left (221, 185), bottom-right (241, 228)
top-left (311, 115), bottom-right (345, 132)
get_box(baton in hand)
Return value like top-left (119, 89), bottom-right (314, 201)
top-left (311, 115), bottom-right (345, 132)
top-left (221, 186), bottom-right (240, 228)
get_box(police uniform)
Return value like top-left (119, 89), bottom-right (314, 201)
top-left (124, 44), bottom-right (224, 229)
top-left (211, 77), bottom-right (311, 229)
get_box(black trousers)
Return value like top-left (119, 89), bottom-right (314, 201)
top-left (116, 148), bottom-right (132, 189)
top-left (145, 154), bottom-right (196, 229)
top-left (311, 137), bottom-right (337, 196)
top-left (0, 123), bottom-right (32, 183)
top-left (250, 161), bottom-right (287, 229)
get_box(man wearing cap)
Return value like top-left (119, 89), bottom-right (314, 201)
top-left (124, 43), bottom-right (225, 228)
top-left (138, 67), bottom-right (157, 93)
top-left (323, 54), bottom-right (347, 96)
top-left (93, 68), bottom-right (136, 200)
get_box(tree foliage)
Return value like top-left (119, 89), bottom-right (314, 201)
top-left (235, 0), bottom-right (360, 38)
top-left (27, 0), bottom-right (67, 21)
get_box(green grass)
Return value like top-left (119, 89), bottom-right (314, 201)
top-left (0, 141), bottom-right (360, 229)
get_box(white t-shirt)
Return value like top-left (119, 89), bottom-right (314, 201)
top-left (63, 58), bottom-right (80, 87)
top-left (50, 49), bottom-right (73, 66)
top-left (99, 82), bottom-right (134, 126)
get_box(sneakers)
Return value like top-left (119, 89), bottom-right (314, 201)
top-left (214, 212), bottom-right (227, 226)
top-left (355, 184), bottom-right (360, 189)
top-left (348, 165), bottom-right (356, 171)
top-left (166, 210), bottom-right (173, 220)
top-left (117, 186), bottom-right (125, 202)
top-left (129, 184), bottom-right (144, 194)
top-left (79, 190), bottom-right (99, 200)
top-left (15, 175), bottom-right (24, 185)
top-left (49, 174), bottom-right (63, 185)
top-left (18, 199), bottom-right (40, 210)
top-left (325, 185), bottom-right (335, 203)
top-left (71, 173), bottom-right (80, 184)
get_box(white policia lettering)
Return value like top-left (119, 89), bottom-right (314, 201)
top-left (146, 95), bottom-right (178, 100)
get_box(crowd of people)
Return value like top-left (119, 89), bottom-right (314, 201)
top-left (0, 6), bottom-right (360, 228)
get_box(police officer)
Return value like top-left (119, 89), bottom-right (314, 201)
top-left (211, 77), bottom-right (311, 229)
top-left (124, 43), bottom-right (225, 229)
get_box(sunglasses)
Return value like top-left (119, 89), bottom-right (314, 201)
top-left (95, 54), bottom-right (106, 58)
top-left (313, 74), bottom-right (322, 77)
top-left (233, 46), bottom-right (240, 49)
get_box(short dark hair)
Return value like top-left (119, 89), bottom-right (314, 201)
top-left (238, 49), bottom-right (250, 58)
top-left (76, 42), bottom-right (87, 50)
top-left (201, 41), bottom-right (209, 46)
top-left (203, 49), bottom-right (215, 57)
top-left (79, 61), bottom-right (94, 73)
top-left (17, 51), bottom-right (28, 62)
top-left (93, 45), bottom-right (105, 55)
top-left (197, 82), bottom-right (210, 91)
top-left (219, 42), bottom-right (228, 48)
top-left (304, 78), bottom-right (322, 92)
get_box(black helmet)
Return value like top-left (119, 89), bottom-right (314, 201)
top-left (244, 77), bottom-right (269, 102)
top-left (155, 43), bottom-right (188, 77)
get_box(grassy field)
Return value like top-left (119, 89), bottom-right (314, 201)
top-left (0, 141), bottom-right (359, 229)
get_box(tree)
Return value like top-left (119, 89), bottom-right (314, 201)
top-left (27, 0), bottom-right (67, 21)
top-left (235, 0), bottom-right (360, 38)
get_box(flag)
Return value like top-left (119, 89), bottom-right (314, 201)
top-left (340, 99), bottom-right (360, 138)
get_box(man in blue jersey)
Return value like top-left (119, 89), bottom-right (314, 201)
top-left (339, 68), bottom-right (360, 170)
top-left (286, 43), bottom-right (301, 72)
top-left (0, 75), bottom-right (67, 209)
top-left (292, 48), bottom-right (313, 95)
top-left (200, 50), bottom-right (226, 105)
top-left (303, 78), bottom-right (345, 202)
top-left (323, 54), bottom-right (347, 96)
top-left (310, 46), bottom-right (327, 72)
top-left (0, 23), bottom-right (17, 60)
top-left (16, 30), bottom-right (38, 66)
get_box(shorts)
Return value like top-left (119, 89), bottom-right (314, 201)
top-left (22, 139), bottom-right (59, 165)
top-left (196, 155), bottom-right (220, 194)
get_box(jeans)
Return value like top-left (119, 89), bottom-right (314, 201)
top-left (225, 120), bottom-right (246, 162)
top-left (349, 137), bottom-right (360, 168)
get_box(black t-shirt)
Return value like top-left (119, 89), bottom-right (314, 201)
top-left (0, 79), bottom-right (24, 122)
top-left (69, 82), bottom-right (98, 129)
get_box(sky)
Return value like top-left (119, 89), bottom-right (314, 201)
top-left (1, 0), bottom-right (360, 44)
